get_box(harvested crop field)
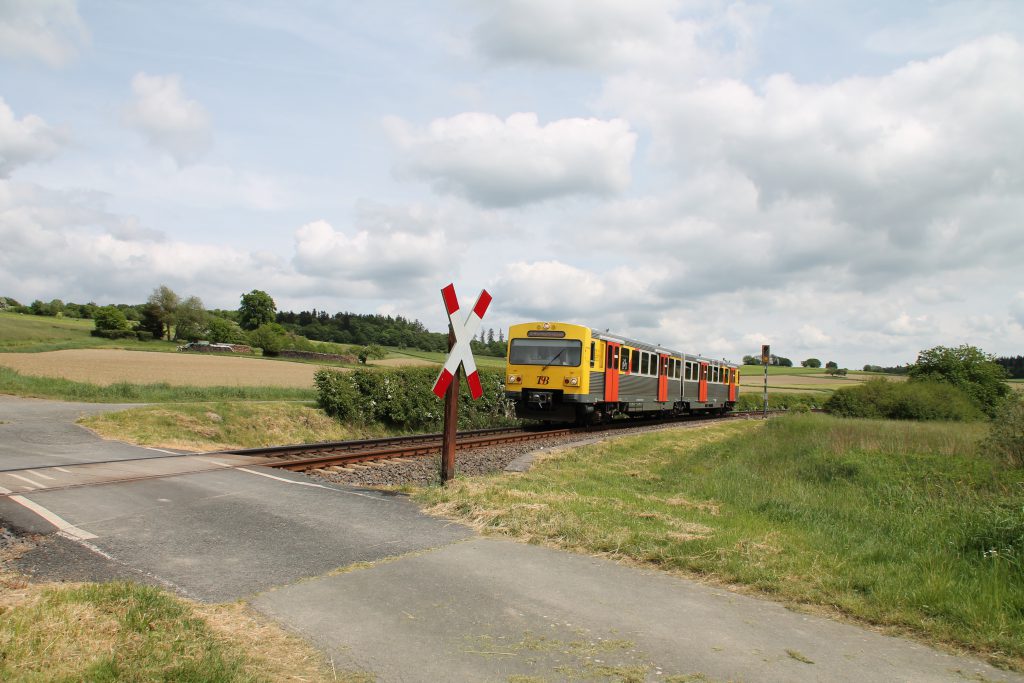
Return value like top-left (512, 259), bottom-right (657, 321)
top-left (739, 372), bottom-right (904, 392)
top-left (0, 349), bottom-right (332, 387)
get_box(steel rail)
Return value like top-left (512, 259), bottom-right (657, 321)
top-left (258, 409), bottom-right (791, 473)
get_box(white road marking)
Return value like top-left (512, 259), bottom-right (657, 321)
top-left (0, 485), bottom-right (11, 495)
top-left (197, 457), bottom-right (230, 466)
top-left (237, 468), bottom-right (382, 500)
top-left (7, 473), bottom-right (46, 489)
top-left (8, 495), bottom-right (97, 540)
top-left (26, 469), bottom-right (55, 480)
top-left (54, 467), bottom-right (73, 473)
top-left (146, 447), bottom-right (180, 454)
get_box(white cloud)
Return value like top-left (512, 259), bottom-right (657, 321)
top-left (292, 219), bottom-right (450, 295)
top-left (124, 73), bottom-right (212, 166)
top-left (0, 98), bottom-right (66, 177)
top-left (1012, 293), bottom-right (1024, 328)
top-left (0, 0), bottom-right (89, 67)
top-left (385, 112), bottom-right (636, 206)
top-left (471, 0), bottom-right (763, 78)
top-left (597, 36), bottom-right (1024, 292)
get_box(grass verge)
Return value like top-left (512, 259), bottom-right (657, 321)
top-left (414, 414), bottom-right (1024, 669)
top-left (80, 401), bottom-right (391, 451)
top-left (0, 570), bottom-right (366, 682)
top-left (0, 366), bottom-right (316, 403)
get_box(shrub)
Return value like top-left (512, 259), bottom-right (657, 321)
top-left (248, 323), bottom-right (288, 355)
top-left (136, 330), bottom-right (155, 341)
top-left (90, 329), bottom-right (136, 339)
top-left (824, 379), bottom-right (983, 421)
top-left (909, 344), bottom-right (1010, 417)
top-left (315, 366), bottom-right (515, 431)
top-left (983, 397), bottom-right (1024, 468)
top-left (93, 305), bottom-right (131, 332)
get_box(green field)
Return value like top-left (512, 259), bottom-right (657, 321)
top-left (416, 414), bottom-right (1024, 669)
top-left (0, 312), bottom-right (179, 354)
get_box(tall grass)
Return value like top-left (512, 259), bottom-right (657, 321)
top-left (0, 366), bottom-right (315, 403)
top-left (417, 414), bottom-right (1024, 667)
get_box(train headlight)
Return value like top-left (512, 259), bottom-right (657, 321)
top-left (507, 374), bottom-right (522, 384)
top-left (563, 376), bottom-right (579, 386)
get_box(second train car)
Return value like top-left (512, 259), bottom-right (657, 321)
top-left (505, 321), bottom-right (740, 424)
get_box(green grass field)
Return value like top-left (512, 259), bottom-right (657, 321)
top-left (0, 312), bottom-right (179, 354)
top-left (416, 414), bottom-right (1024, 669)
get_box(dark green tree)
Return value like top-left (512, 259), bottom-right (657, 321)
top-left (174, 296), bottom-right (207, 342)
top-left (206, 316), bottom-right (248, 344)
top-left (802, 358), bottom-right (821, 368)
top-left (908, 344), bottom-right (1010, 416)
top-left (825, 361), bottom-right (838, 369)
top-left (239, 289), bottom-right (276, 330)
top-left (147, 285), bottom-right (180, 341)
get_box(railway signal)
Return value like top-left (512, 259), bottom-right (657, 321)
top-left (433, 283), bottom-right (492, 482)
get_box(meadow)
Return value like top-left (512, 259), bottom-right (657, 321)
top-left (415, 414), bottom-right (1024, 669)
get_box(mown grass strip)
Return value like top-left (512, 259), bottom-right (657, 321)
top-left (415, 414), bottom-right (1024, 669)
top-left (0, 366), bottom-right (315, 403)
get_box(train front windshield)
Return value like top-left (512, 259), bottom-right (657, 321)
top-left (509, 339), bottom-right (582, 366)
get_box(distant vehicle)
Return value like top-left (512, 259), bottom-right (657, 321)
top-left (504, 321), bottom-right (740, 425)
top-left (176, 341), bottom-right (234, 352)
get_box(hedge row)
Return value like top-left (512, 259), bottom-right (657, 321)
top-left (314, 367), bottom-right (517, 432)
top-left (735, 392), bottom-right (825, 412)
top-left (824, 379), bottom-right (984, 421)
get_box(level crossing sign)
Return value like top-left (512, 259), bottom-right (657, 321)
top-left (432, 283), bottom-right (492, 400)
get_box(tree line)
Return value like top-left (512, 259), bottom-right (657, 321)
top-left (2, 289), bottom-right (509, 357)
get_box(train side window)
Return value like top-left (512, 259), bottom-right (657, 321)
top-left (590, 341), bottom-right (595, 369)
top-left (629, 349), bottom-right (637, 373)
top-left (674, 359), bottom-right (681, 379)
top-left (684, 361), bottom-right (691, 381)
top-left (639, 353), bottom-right (647, 375)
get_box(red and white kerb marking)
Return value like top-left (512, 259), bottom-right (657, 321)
top-left (432, 283), bottom-right (492, 400)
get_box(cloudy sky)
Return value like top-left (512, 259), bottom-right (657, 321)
top-left (1, 0), bottom-right (1022, 368)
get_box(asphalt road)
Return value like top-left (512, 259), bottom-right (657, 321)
top-left (1, 395), bottom-right (1021, 682)
top-left (0, 394), bottom-right (169, 469)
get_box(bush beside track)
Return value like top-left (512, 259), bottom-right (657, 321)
top-left (315, 366), bottom-right (517, 432)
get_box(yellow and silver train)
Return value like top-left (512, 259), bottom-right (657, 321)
top-left (505, 321), bottom-right (740, 424)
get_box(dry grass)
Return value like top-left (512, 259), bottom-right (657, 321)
top-left (0, 538), bottom-right (365, 682)
top-left (80, 401), bottom-right (386, 451)
top-left (0, 349), bottom-right (330, 388)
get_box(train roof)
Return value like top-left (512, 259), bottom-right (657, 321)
top-left (591, 329), bottom-right (737, 367)
top-left (508, 321), bottom-right (738, 367)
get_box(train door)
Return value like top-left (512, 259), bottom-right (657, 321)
top-left (728, 368), bottom-right (737, 402)
top-left (698, 362), bottom-right (709, 402)
top-left (658, 354), bottom-right (668, 402)
top-left (604, 342), bottom-right (620, 401)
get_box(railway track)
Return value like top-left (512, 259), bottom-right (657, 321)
top-left (230, 410), bottom-right (785, 474)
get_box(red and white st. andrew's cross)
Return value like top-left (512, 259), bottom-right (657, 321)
top-left (432, 283), bottom-right (492, 400)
